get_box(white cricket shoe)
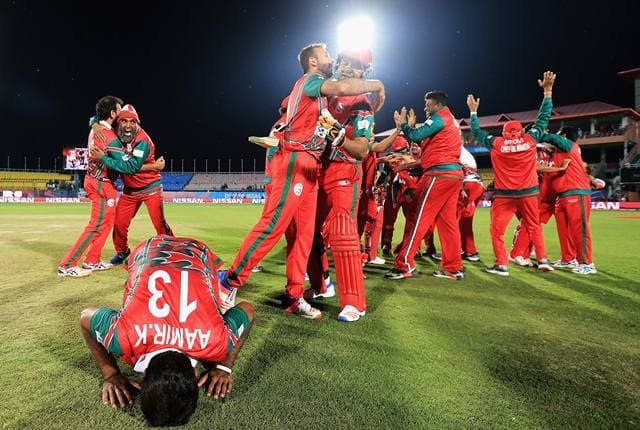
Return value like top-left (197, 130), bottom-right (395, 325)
top-left (82, 261), bottom-right (113, 271)
top-left (338, 305), bottom-right (366, 322)
top-left (367, 256), bottom-right (386, 265)
top-left (537, 259), bottom-right (554, 272)
top-left (58, 266), bottom-right (92, 278)
top-left (284, 298), bottom-right (322, 320)
top-left (572, 263), bottom-right (597, 275)
top-left (508, 255), bottom-right (534, 267)
top-left (552, 259), bottom-right (578, 269)
top-left (251, 264), bottom-right (264, 273)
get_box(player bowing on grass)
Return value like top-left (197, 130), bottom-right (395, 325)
top-left (80, 235), bottom-right (253, 427)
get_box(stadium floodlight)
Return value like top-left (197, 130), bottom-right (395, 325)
top-left (337, 16), bottom-right (374, 53)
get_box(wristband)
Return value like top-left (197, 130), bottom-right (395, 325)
top-left (215, 364), bottom-right (232, 374)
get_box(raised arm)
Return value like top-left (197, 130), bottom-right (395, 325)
top-left (527, 71), bottom-right (556, 142)
top-left (396, 106), bottom-right (445, 143)
top-left (467, 94), bottom-right (495, 149)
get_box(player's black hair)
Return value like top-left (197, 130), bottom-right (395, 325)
top-left (425, 91), bottom-right (448, 106)
top-left (298, 43), bottom-right (326, 73)
top-left (558, 126), bottom-right (579, 142)
top-left (140, 351), bottom-right (198, 427)
top-left (95, 95), bottom-right (124, 121)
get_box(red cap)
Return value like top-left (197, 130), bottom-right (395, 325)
top-left (338, 49), bottom-right (373, 69)
top-left (391, 135), bottom-right (409, 151)
top-left (117, 104), bottom-right (140, 123)
top-left (502, 120), bottom-right (523, 138)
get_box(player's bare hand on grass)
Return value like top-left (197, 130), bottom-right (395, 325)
top-left (89, 145), bottom-right (105, 160)
top-left (538, 71), bottom-right (556, 94)
top-left (92, 123), bottom-right (106, 143)
top-left (101, 374), bottom-right (139, 408)
top-left (467, 95), bottom-right (480, 112)
top-left (198, 369), bottom-right (233, 400)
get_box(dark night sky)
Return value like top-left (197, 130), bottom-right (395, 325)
top-left (1, 0), bottom-right (639, 170)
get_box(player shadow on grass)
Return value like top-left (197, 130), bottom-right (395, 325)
top-left (415, 307), bottom-right (639, 428)
top-left (478, 327), bottom-right (638, 428)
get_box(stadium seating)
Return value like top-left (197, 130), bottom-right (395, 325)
top-left (161, 173), bottom-right (193, 191)
top-left (184, 173), bottom-right (265, 191)
top-left (0, 171), bottom-right (73, 191)
top-left (478, 168), bottom-right (494, 184)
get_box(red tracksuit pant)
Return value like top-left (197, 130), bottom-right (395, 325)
top-left (228, 150), bottom-right (319, 298)
top-left (60, 177), bottom-right (116, 268)
top-left (491, 196), bottom-right (547, 266)
top-left (357, 180), bottom-right (383, 260)
top-left (510, 200), bottom-right (555, 259)
top-left (381, 184), bottom-right (399, 250)
top-left (458, 181), bottom-right (485, 255)
top-left (112, 188), bottom-right (173, 254)
top-left (394, 173), bottom-right (463, 273)
top-left (556, 194), bottom-right (592, 264)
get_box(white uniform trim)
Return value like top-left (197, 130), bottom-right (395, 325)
top-left (403, 176), bottom-right (437, 271)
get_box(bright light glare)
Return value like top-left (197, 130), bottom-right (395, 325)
top-left (337, 16), bottom-right (374, 52)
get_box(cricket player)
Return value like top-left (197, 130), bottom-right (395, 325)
top-left (219, 43), bottom-right (385, 320)
top-left (306, 49), bottom-right (375, 322)
top-left (90, 105), bottom-right (174, 264)
top-left (380, 135), bottom-right (411, 255)
top-left (58, 96), bottom-right (163, 277)
top-left (385, 91), bottom-right (465, 281)
top-left (458, 146), bottom-right (485, 262)
top-left (509, 144), bottom-right (570, 267)
top-left (467, 71), bottom-right (557, 276)
top-left (80, 235), bottom-right (254, 427)
top-left (543, 127), bottom-right (597, 274)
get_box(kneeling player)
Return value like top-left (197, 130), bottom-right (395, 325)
top-left (80, 235), bottom-right (253, 427)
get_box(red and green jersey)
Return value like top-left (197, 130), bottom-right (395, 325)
top-left (470, 98), bottom-right (552, 198)
top-left (401, 106), bottom-right (462, 175)
top-left (543, 134), bottom-right (590, 197)
top-left (101, 127), bottom-right (162, 194)
top-left (326, 94), bottom-right (374, 163)
top-left (537, 146), bottom-right (558, 203)
top-left (89, 235), bottom-right (238, 367)
top-left (87, 121), bottom-right (120, 183)
top-left (282, 74), bottom-right (328, 160)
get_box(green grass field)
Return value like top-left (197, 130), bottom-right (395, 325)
top-left (0, 204), bottom-right (639, 429)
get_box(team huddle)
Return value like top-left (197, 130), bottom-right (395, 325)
top-left (61, 42), bottom-right (600, 426)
